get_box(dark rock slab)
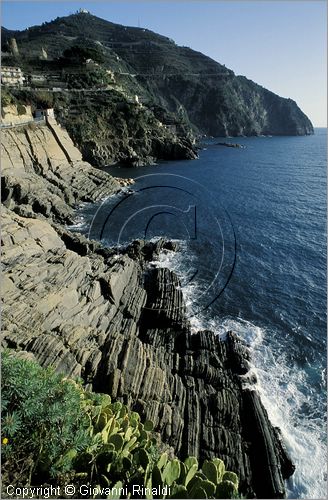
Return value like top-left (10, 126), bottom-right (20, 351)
top-left (217, 142), bottom-right (246, 148)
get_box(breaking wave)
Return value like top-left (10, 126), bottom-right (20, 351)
top-left (151, 243), bottom-right (327, 499)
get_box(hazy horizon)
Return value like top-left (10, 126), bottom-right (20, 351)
top-left (2, 1), bottom-right (327, 127)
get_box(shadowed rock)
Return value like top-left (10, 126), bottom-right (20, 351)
top-left (1, 125), bottom-right (294, 498)
top-left (2, 208), bottom-right (294, 497)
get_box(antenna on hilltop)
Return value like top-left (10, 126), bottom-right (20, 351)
top-left (138, 17), bottom-right (141, 28)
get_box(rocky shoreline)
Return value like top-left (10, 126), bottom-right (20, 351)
top-left (1, 120), bottom-right (295, 498)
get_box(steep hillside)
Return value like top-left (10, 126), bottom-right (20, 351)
top-left (2, 11), bottom-right (314, 137)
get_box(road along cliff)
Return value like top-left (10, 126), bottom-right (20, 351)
top-left (1, 120), bottom-right (295, 498)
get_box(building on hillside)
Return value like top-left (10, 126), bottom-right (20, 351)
top-left (35, 108), bottom-right (55, 120)
top-left (29, 74), bottom-right (47, 86)
top-left (106, 69), bottom-right (115, 82)
top-left (85, 58), bottom-right (99, 68)
top-left (1, 66), bottom-right (25, 86)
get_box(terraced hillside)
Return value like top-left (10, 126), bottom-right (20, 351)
top-left (2, 11), bottom-right (313, 137)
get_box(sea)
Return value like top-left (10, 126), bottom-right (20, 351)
top-left (70, 128), bottom-right (327, 499)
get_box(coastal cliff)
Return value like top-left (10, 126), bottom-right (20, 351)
top-left (3, 91), bottom-right (198, 167)
top-left (153, 73), bottom-right (314, 137)
top-left (1, 121), bottom-right (294, 497)
top-left (1, 117), bottom-right (120, 223)
top-left (52, 90), bottom-right (198, 167)
top-left (2, 11), bottom-right (314, 140)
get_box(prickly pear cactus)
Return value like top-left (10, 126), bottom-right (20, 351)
top-left (216, 479), bottom-right (238, 499)
top-left (72, 391), bottom-right (240, 499)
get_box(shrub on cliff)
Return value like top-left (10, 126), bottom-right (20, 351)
top-left (1, 352), bottom-right (240, 498)
top-left (1, 351), bottom-right (91, 486)
top-left (1, 89), bottom-right (17, 109)
top-left (9, 89), bottom-right (54, 110)
top-left (62, 45), bottom-right (105, 65)
top-left (16, 103), bottom-right (27, 115)
top-left (65, 68), bottom-right (111, 89)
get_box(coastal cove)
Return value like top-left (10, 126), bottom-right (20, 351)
top-left (72, 129), bottom-right (327, 498)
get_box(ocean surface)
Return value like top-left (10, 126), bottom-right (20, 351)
top-left (71, 129), bottom-right (327, 499)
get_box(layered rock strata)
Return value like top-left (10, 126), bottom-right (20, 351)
top-left (1, 125), bottom-right (294, 498)
top-left (1, 212), bottom-right (294, 497)
top-left (1, 122), bottom-right (120, 224)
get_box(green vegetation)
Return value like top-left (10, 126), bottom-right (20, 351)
top-left (16, 103), bottom-right (27, 115)
top-left (62, 45), bottom-right (105, 65)
top-left (1, 88), bottom-right (17, 108)
top-left (8, 89), bottom-right (54, 110)
top-left (1, 352), bottom-right (240, 498)
top-left (1, 351), bottom-right (91, 486)
top-left (32, 90), bottom-right (54, 109)
top-left (65, 68), bottom-right (112, 89)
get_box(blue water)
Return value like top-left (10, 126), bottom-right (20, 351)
top-left (71, 129), bottom-right (327, 498)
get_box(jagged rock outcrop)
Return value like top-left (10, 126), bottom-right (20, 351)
top-left (1, 120), bottom-right (120, 223)
top-left (1, 125), bottom-right (294, 498)
top-left (6, 89), bottom-right (198, 167)
top-left (2, 206), bottom-right (294, 498)
top-left (58, 91), bottom-right (198, 167)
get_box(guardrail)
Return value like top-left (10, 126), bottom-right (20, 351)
top-left (0, 117), bottom-right (46, 129)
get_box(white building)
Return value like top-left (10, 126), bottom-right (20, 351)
top-left (106, 69), bottom-right (115, 81)
top-left (30, 74), bottom-right (46, 84)
top-left (1, 66), bottom-right (25, 86)
top-left (35, 108), bottom-right (55, 120)
top-left (85, 58), bottom-right (99, 68)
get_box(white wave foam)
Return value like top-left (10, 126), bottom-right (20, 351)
top-left (152, 244), bottom-right (327, 499)
top-left (150, 240), bottom-right (212, 327)
top-left (217, 318), bottom-right (327, 500)
top-left (67, 216), bottom-right (86, 230)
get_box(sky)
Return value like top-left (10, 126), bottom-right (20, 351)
top-left (1, 1), bottom-right (327, 126)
